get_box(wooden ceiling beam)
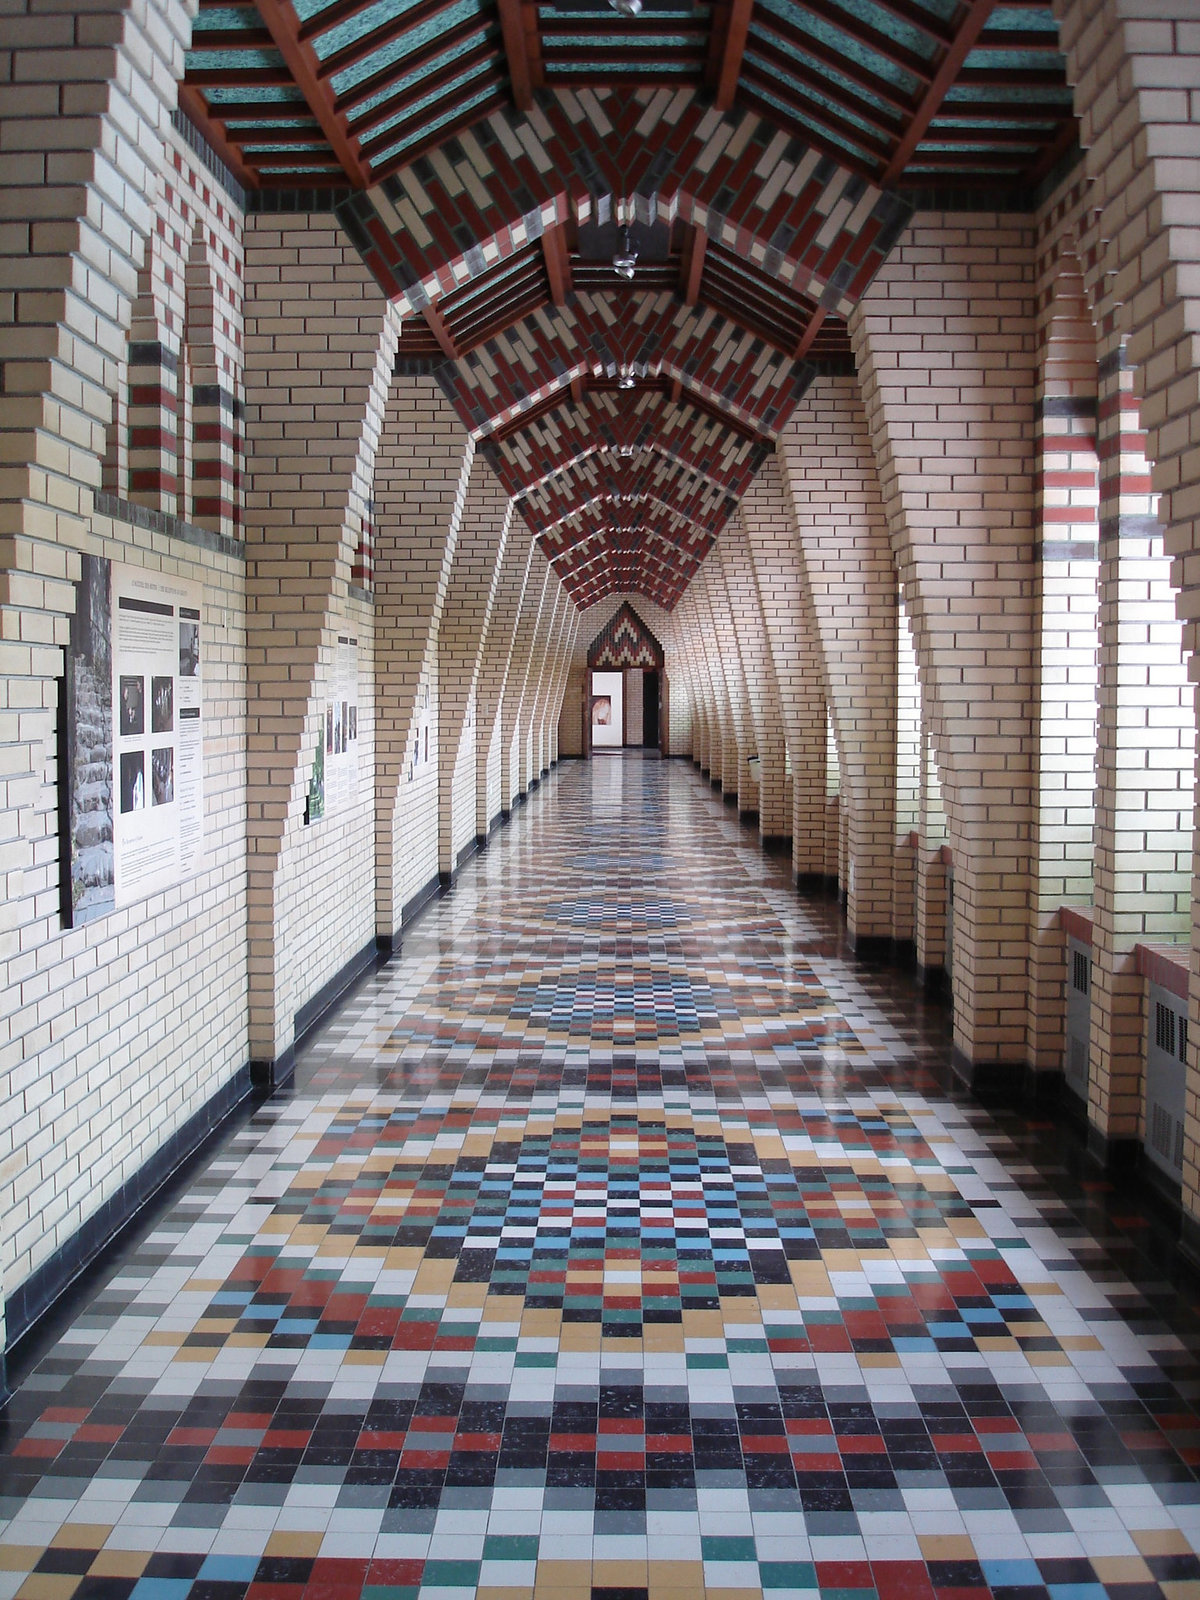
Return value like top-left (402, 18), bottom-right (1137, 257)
top-left (499, 0), bottom-right (534, 108)
top-left (749, 12), bottom-right (916, 113)
top-left (705, 0), bottom-right (755, 111)
top-left (880, 0), bottom-right (999, 184)
top-left (341, 26), bottom-right (494, 122)
top-left (177, 84), bottom-right (258, 188)
top-left (421, 304), bottom-right (460, 361)
top-left (315, 0), bottom-right (461, 81)
top-left (680, 223), bottom-right (706, 306)
top-left (738, 65), bottom-right (893, 162)
top-left (253, 0), bottom-right (371, 183)
top-left (794, 0), bottom-right (932, 80)
top-left (369, 90), bottom-right (507, 180)
top-left (542, 225), bottom-right (573, 304)
top-left (357, 53), bottom-right (499, 154)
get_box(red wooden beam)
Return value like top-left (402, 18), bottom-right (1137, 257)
top-left (542, 225), bottom-right (572, 304)
top-left (880, 0), bottom-right (999, 184)
top-left (497, 0), bottom-right (543, 110)
top-left (680, 224), bottom-right (706, 306)
top-left (705, 0), bottom-right (754, 110)
top-left (421, 304), bottom-right (459, 361)
top-left (253, 0), bottom-right (371, 184)
top-left (176, 84), bottom-right (259, 188)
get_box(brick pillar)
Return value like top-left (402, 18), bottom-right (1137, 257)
top-left (741, 460), bottom-right (828, 884)
top-left (717, 521), bottom-right (789, 843)
top-left (437, 455), bottom-right (510, 880)
top-left (852, 215), bottom-right (1038, 1091)
top-left (522, 582), bottom-right (565, 790)
top-left (672, 590), bottom-right (711, 771)
top-left (186, 230), bottom-right (240, 540)
top-left (698, 559), bottom-right (747, 801)
top-left (541, 600), bottom-right (579, 769)
top-left (710, 544), bottom-right (759, 814)
top-left (1028, 235), bottom-right (1100, 1076)
top-left (894, 595), bottom-right (921, 949)
top-left (690, 572), bottom-right (732, 788)
top-left (779, 377), bottom-right (899, 947)
top-left (475, 517), bottom-right (534, 834)
top-left (242, 214), bottom-right (400, 1060)
top-left (1088, 343), bottom-right (1192, 1151)
top-left (501, 552), bottom-right (551, 810)
top-left (374, 376), bottom-right (472, 925)
top-left (1052, 0), bottom-right (1200, 1225)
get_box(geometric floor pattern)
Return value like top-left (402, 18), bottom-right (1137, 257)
top-left (3, 756), bottom-right (1200, 1600)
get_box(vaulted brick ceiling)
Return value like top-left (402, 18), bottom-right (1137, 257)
top-left (183, 0), bottom-right (1077, 607)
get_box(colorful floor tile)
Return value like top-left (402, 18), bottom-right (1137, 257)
top-left (3, 756), bottom-right (1200, 1600)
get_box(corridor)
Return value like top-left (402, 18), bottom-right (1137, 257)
top-left (2, 758), bottom-right (1199, 1600)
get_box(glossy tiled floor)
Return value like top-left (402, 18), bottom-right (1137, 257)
top-left (4, 756), bottom-right (1200, 1600)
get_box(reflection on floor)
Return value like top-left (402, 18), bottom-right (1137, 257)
top-left (3, 756), bottom-right (1200, 1600)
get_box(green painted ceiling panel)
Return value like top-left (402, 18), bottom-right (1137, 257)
top-left (368, 80), bottom-right (502, 165)
top-left (329, 0), bottom-right (488, 94)
top-left (758, 0), bottom-right (921, 97)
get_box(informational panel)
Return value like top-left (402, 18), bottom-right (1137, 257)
top-left (591, 669), bottom-right (623, 748)
top-left (324, 634), bottom-right (360, 813)
top-left (111, 562), bottom-right (205, 908)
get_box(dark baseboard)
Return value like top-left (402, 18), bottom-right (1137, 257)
top-left (294, 937), bottom-right (380, 1048)
top-left (457, 836), bottom-right (481, 870)
top-left (761, 834), bottom-right (791, 856)
top-left (739, 809), bottom-right (760, 828)
top-left (711, 777), bottom-right (723, 792)
top-left (402, 872), bottom-right (442, 928)
top-left (250, 1045), bottom-right (294, 1090)
top-left (529, 776), bottom-right (540, 792)
top-left (4, 1060), bottom-right (257, 1390)
top-left (917, 962), bottom-right (950, 1000)
top-left (847, 932), bottom-right (893, 962)
top-left (1086, 1123), bottom-right (1141, 1174)
top-left (795, 871), bottom-right (837, 898)
top-left (950, 1046), bottom-right (1025, 1103)
top-left (438, 868), bottom-right (455, 891)
top-left (488, 811), bottom-right (505, 836)
top-left (892, 938), bottom-right (917, 971)
top-left (1179, 1211), bottom-right (1200, 1275)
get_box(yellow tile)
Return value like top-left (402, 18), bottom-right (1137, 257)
top-left (755, 1285), bottom-right (798, 1310)
top-left (447, 1284), bottom-right (488, 1306)
top-left (592, 1560), bottom-right (649, 1583)
top-left (1025, 1350), bottom-right (1069, 1366)
top-left (1134, 1531), bottom-right (1195, 1557)
top-left (88, 1553), bottom-right (151, 1578)
top-left (227, 1334), bottom-right (270, 1348)
top-left (789, 1263), bottom-right (832, 1293)
top-left (266, 1532), bottom-right (324, 1558)
top-left (386, 1248), bottom-right (425, 1269)
top-left (343, 1349), bottom-right (386, 1365)
top-left (648, 1559), bottom-right (706, 1595)
top-left (1059, 1336), bottom-right (1102, 1350)
top-left (1092, 1557), bottom-right (1154, 1584)
top-left (858, 1352), bottom-right (901, 1367)
top-left (919, 1536), bottom-right (976, 1561)
top-left (521, 1309), bottom-right (562, 1334)
top-left (718, 1298), bottom-right (761, 1324)
top-left (476, 1589), bottom-right (534, 1600)
top-left (144, 1332), bottom-right (183, 1346)
top-left (16, 1578), bottom-right (80, 1600)
top-left (50, 1529), bottom-right (109, 1550)
top-left (1161, 1584), bottom-right (1200, 1600)
top-left (413, 1260), bottom-right (458, 1291)
top-left (643, 1327), bottom-right (685, 1353)
top-left (560, 1325), bottom-right (604, 1351)
top-left (0, 1550), bottom-right (42, 1572)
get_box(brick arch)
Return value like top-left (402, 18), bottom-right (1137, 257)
top-left (587, 603), bottom-right (664, 670)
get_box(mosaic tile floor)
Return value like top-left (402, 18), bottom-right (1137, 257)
top-left (4, 755), bottom-right (1200, 1600)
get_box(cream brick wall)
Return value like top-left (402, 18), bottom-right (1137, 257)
top-left (241, 214), bottom-right (398, 1059)
top-left (713, 521), bottom-right (787, 840)
top-left (438, 460), bottom-right (511, 875)
top-left (475, 517), bottom-right (533, 833)
top-left (740, 460), bottom-right (828, 880)
top-left (374, 376), bottom-right (471, 923)
top-left (501, 553), bottom-right (551, 809)
top-left (852, 216), bottom-right (1039, 1076)
top-left (708, 548), bottom-right (758, 811)
top-left (779, 377), bottom-right (898, 943)
top-left (1, 509), bottom-right (249, 1320)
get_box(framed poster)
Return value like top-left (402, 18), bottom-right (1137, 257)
top-left (63, 559), bottom-right (205, 922)
top-left (111, 563), bottom-right (204, 906)
top-left (321, 634), bottom-right (359, 815)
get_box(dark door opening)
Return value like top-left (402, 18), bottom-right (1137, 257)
top-left (643, 669), bottom-right (660, 749)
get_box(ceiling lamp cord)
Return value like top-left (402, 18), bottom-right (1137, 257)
top-left (612, 225), bottom-right (638, 279)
